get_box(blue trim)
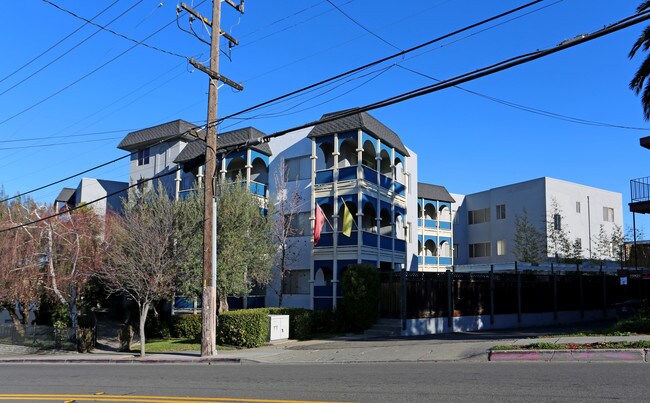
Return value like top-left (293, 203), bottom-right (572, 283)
top-left (380, 201), bottom-right (391, 213)
top-left (362, 231), bottom-right (378, 247)
top-left (394, 181), bottom-right (405, 196)
top-left (362, 165), bottom-right (378, 184)
top-left (424, 235), bottom-right (438, 244)
top-left (439, 201), bottom-right (451, 210)
top-left (338, 166), bottom-right (357, 181)
top-left (380, 235), bottom-right (392, 250)
top-left (361, 132), bottom-right (376, 148)
top-left (315, 136), bottom-right (334, 147)
top-left (379, 174), bottom-right (392, 190)
top-left (338, 231), bottom-right (358, 246)
top-left (417, 256), bottom-right (423, 264)
top-left (225, 151), bottom-right (246, 166)
top-left (337, 131), bottom-right (356, 148)
top-left (314, 285), bottom-right (333, 297)
top-left (439, 257), bottom-right (452, 265)
top-left (316, 169), bottom-right (333, 184)
top-left (424, 219), bottom-right (436, 228)
top-left (316, 196), bottom-right (334, 206)
top-left (418, 219), bottom-right (423, 227)
top-left (424, 256), bottom-right (438, 265)
top-left (439, 237), bottom-right (452, 245)
top-left (439, 222), bottom-right (451, 230)
top-left (394, 206), bottom-right (405, 217)
top-left (250, 150), bottom-right (269, 165)
top-left (395, 239), bottom-right (406, 252)
top-left (361, 193), bottom-right (377, 207)
top-left (315, 233), bottom-right (333, 247)
top-left (417, 199), bottom-right (422, 207)
top-left (393, 151), bottom-right (405, 164)
top-left (379, 142), bottom-right (392, 157)
top-left (250, 181), bottom-right (266, 196)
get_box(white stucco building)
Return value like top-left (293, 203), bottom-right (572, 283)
top-left (451, 177), bottom-right (623, 265)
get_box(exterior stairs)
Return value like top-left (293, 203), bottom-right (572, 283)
top-left (363, 318), bottom-right (403, 337)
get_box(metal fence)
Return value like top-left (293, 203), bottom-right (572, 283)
top-left (379, 268), bottom-right (650, 322)
top-left (0, 324), bottom-right (78, 351)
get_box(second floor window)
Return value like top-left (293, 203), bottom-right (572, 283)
top-left (553, 214), bottom-right (561, 231)
top-left (138, 148), bottom-right (150, 166)
top-left (469, 242), bottom-right (491, 258)
top-left (468, 208), bottom-right (490, 225)
top-left (285, 156), bottom-right (310, 181)
top-left (603, 207), bottom-right (614, 222)
top-left (496, 204), bottom-right (506, 220)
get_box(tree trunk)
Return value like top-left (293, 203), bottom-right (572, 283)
top-left (139, 302), bottom-right (149, 357)
top-left (69, 285), bottom-right (78, 334)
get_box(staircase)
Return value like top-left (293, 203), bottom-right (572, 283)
top-left (364, 318), bottom-right (402, 337)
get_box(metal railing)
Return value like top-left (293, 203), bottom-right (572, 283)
top-left (631, 176), bottom-right (650, 203)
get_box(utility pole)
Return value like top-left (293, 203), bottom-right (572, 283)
top-left (179, 1), bottom-right (243, 357)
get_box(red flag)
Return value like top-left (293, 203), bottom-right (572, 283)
top-left (314, 203), bottom-right (325, 246)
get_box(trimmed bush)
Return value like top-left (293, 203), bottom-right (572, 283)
top-left (171, 314), bottom-right (202, 339)
top-left (144, 313), bottom-right (171, 339)
top-left (341, 264), bottom-right (380, 332)
top-left (76, 328), bottom-right (94, 353)
top-left (217, 309), bottom-right (269, 348)
top-left (267, 308), bottom-right (313, 340)
top-left (311, 308), bottom-right (344, 334)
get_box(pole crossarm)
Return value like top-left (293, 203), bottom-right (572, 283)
top-left (223, 0), bottom-right (244, 13)
top-left (189, 58), bottom-right (243, 91)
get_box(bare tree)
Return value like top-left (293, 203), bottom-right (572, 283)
top-left (100, 187), bottom-right (182, 357)
top-left (546, 198), bottom-right (571, 263)
top-left (270, 158), bottom-right (304, 307)
top-left (513, 209), bottom-right (545, 264)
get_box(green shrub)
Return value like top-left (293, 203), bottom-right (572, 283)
top-left (311, 308), bottom-right (345, 334)
top-left (341, 264), bottom-right (380, 332)
top-left (144, 313), bottom-right (171, 339)
top-left (218, 309), bottom-right (269, 348)
top-left (612, 315), bottom-right (650, 334)
top-left (171, 314), bottom-right (202, 339)
top-left (76, 328), bottom-right (94, 353)
top-left (267, 308), bottom-right (313, 340)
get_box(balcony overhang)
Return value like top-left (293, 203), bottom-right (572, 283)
top-left (630, 200), bottom-right (650, 214)
top-left (641, 136), bottom-right (650, 150)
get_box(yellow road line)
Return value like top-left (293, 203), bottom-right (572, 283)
top-left (0, 394), bottom-right (360, 403)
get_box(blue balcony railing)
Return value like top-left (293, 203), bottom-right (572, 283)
top-left (439, 257), bottom-right (452, 265)
top-left (338, 166), bottom-right (357, 182)
top-left (379, 174), bottom-right (393, 190)
top-left (424, 256), bottom-right (438, 265)
top-left (439, 222), bottom-right (451, 230)
top-left (362, 166), bottom-right (378, 185)
top-left (316, 169), bottom-right (334, 184)
top-left (249, 181), bottom-right (267, 197)
top-left (362, 231), bottom-right (378, 247)
top-left (394, 181), bottom-right (405, 196)
top-left (395, 239), bottom-right (406, 252)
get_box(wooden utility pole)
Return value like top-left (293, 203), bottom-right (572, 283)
top-left (180, 1), bottom-right (243, 357)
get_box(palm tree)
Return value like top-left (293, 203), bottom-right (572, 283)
top-left (629, 1), bottom-right (650, 120)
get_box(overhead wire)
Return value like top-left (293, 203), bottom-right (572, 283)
top-left (325, 0), bottom-right (401, 51)
top-left (0, 0), bottom-right (122, 86)
top-left (3, 6), bottom-right (650, 231)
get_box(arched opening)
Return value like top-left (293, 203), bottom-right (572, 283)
top-left (417, 203), bottom-right (422, 219)
top-left (362, 202), bottom-right (377, 232)
top-left (394, 157), bottom-right (405, 184)
top-left (418, 240), bottom-right (423, 256)
top-left (338, 138), bottom-right (358, 168)
top-left (440, 240), bottom-right (450, 257)
top-left (319, 203), bottom-right (334, 232)
top-left (379, 208), bottom-right (391, 236)
top-left (425, 239), bottom-right (437, 256)
top-left (361, 140), bottom-right (377, 170)
top-left (250, 158), bottom-right (268, 184)
top-left (314, 267), bottom-right (332, 286)
top-left (226, 157), bottom-right (246, 182)
top-left (439, 205), bottom-right (451, 222)
top-left (424, 203), bottom-right (437, 220)
top-left (316, 141), bottom-right (334, 170)
top-left (395, 213), bottom-right (405, 240)
top-left (379, 149), bottom-right (391, 178)
top-left (338, 201), bottom-right (358, 231)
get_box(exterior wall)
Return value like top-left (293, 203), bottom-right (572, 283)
top-left (452, 177), bottom-right (624, 265)
top-left (129, 140), bottom-right (190, 197)
top-left (405, 148), bottom-right (419, 272)
top-left (416, 194), bottom-right (454, 272)
top-left (75, 178), bottom-right (128, 217)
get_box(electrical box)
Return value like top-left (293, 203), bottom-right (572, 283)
top-left (268, 315), bottom-right (289, 342)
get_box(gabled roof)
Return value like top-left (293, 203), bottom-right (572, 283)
top-left (418, 182), bottom-right (455, 203)
top-left (55, 188), bottom-right (76, 203)
top-left (174, 127), bottom-right (271, 168)
top-left (117, 119), bottom-right (197, 151)
top-left (308, 110), bottom-right (409, 156)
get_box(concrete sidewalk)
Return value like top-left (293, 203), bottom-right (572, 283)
top-left (1, 331), bottom-right (649, 364)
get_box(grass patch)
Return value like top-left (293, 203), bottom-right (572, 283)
top-left (133, 338), bottom-right (239, 353)
top-left (492, 340), bottom-right (650, 351)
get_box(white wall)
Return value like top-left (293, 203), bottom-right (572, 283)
top-left (405, 147), bottom-right (419, 271)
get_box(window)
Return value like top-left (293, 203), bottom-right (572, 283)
top-left (137, 148), bottom-right (150, 166)
top-left (603, 207), bottom-right (614, 222)
top-left (497, 240), bottom-right (506, 256)
top-left (282, 270), bottom-right (309, 294)
top-left (285, 156), bottom-right (310, 181)
top-left (286, 212), bottom-right (311, 237)
top-left (576, 238), bottom-right (582, 249)
top-left (469, 242), bottom-right (491, 258)
top-left (576, 201), bottom-right (581, 213)
top-left (496, 204), bottom-right (506, 220)
top-left (553, 214), bottom-right (561, 231)
top-left (468, 208), bottom-right (490, 225)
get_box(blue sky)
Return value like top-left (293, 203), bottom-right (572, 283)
top-left (1, 0), bottom-right (650, 234)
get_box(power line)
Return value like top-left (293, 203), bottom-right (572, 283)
top-left (0, 0), bottom-right (122, 86)
top-left (0, 166), bottom-right (181, 234)
top-left (3, 6), bottom-right (649, 231)
top-left (396, 64), bottom-right (650, 131)
top-left (42, 0), bottom-right (189, 59)
top-left (0, 136), bottom-right (124, 151)
top-left (0, 0), bottom-right (145, 98)
top-left (0, 8), bottom-right (184, 127)
top-left (325, 0), bottom-right (401, 51)
top-left (0, 129), bottom-right (136, 143)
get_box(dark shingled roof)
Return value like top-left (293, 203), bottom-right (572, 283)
top-left (308, 110), bottom-right (409, 156)
top-left (55, 187), bottom-right (76, 203)
top-left (418, 182), bottom-right (455, 203)
top-left (174, 127), bottom-right (271, 167)
top-left (118, 119), bottom-right (197, 151)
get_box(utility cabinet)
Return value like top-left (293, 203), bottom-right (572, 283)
top-left (268, 315), bottom-right (289, 342)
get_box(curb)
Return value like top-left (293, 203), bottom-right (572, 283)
top-left (0, 357), bottom-right (241, 364)
top-left (489, 349), bottom-right (648, 362)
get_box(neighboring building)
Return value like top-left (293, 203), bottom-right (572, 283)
top-left (117, 119), bottom-right (198, 199)
top-left (452, 177), bottom-right (623, 265)
top-left (54, 178), bottom-right (128, 217)
top-left (416, 183), bottom-right (455, 272)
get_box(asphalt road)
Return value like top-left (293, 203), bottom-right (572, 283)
top-left (0, 362), bottom-right (648, 402)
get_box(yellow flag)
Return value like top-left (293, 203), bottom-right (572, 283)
top-left (342, 202), bottom-right (353, 237)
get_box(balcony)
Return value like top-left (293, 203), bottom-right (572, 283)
top-left (630, 177), bottom-right (650, 214)
top-left (249, 181), bottom-right (267, 197)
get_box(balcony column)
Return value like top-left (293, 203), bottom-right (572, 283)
top-left (197, 165), bottom-right (205, 189)
top-left (356, 129), bottom-right (363, 263)
top-left (309, 138), bottom-right (317, 310)
top-left (219, 155), bottom-right (227, 183)
top-left (245, 148), bottom-right (252, 191)
top-left (332, 133), bottom-right (340, 310)
top-left (175, 169), bottom-right (181, 201)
